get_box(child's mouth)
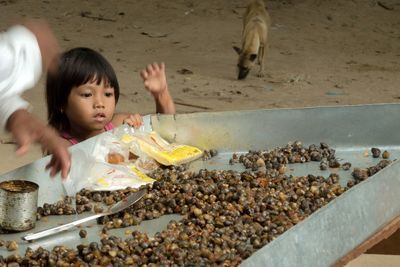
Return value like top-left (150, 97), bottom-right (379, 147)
top-left (94, 113), bottom-right (106, 122)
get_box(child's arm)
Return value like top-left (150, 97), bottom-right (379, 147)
top-left (140, 62), bottom-right (176, 114)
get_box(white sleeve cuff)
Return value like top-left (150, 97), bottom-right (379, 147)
top-left (0, 95), bottom-right (30, 130)
top-left (0, 25), bottom-right (42, 98)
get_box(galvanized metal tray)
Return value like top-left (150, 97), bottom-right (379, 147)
top-left (1, 104), bottom-right (400, 267)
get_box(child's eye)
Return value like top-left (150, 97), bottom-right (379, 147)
top-left (81, 93), bottom-right (92, 97)
top-left (105, 92), bottom-right (114, 97)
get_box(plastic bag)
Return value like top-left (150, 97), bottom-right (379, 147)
top-left (92, 131), bottom-right (129, 164)
top-left (118, 129), bottom-right (203, 166)
top-left (63, 148), bottom-right (92, 196)
top-left (63, 121), bottom-right (201, 194)
top-left (85, 162), bottom-right (154, 191)
top-left (63, 138), bottom-right (155, 195)
top-left (113, 125), bottom-right (160, 173)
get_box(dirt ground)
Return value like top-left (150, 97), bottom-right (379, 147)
top-left (0, 0), bottom-right (399, 264)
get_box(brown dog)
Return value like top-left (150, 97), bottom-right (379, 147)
top-left (233, 0), bottom-right (271, 80)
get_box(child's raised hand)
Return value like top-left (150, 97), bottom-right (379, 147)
top-left (140, 62), bottom-right (168, 96)
top-left (140, 62), bottom-right (175, 114)
top-left (123, 113), bottom-right (143, 128)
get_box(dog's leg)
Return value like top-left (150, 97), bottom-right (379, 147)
top-left (257, 45), bottom-right (264, 66)
top-left (257, 45), bottom-right (265, 77)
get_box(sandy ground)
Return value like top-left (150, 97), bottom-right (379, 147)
top-left (0, 0), bottom-right (399, 264)
top-left (0, 0), bottom-right (399, 172)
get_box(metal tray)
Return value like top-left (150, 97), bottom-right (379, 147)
top-left (1, 104), bottom-right (400, 267)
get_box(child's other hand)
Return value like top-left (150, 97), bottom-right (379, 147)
top-left (123, 113), bottom-right (143, 128)
top-left (140, 62), bottom-right (167, 96)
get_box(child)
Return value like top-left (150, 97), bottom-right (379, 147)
top-left (46, 47), bottom-right (175, 146)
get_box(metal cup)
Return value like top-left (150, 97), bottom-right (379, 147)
top-left (0, 180), bottom-right (39, 232)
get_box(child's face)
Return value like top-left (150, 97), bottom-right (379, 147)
top-left (65, 79), bottom-right (116, 136)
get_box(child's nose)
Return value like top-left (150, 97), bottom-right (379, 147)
top-left (93, 99), bottom-right (105, 109)
top-left (94, 103), bottom-right (104, 109)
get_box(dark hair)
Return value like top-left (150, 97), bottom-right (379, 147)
top-left (46, 47), bottom-right (120, 131)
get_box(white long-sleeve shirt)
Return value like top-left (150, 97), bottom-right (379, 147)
top-left (0, 25), bottom-right (42, 130)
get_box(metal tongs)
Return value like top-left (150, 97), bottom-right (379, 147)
top-left (22, 189), bottom-right (146, 241)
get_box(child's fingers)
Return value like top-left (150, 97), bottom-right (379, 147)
top-left (140, 69), bottom-right (148, 80)
top-left (128, 114), bottom-right (142, 128)
top-left (124, 114), bottom-right (143, 128)
top-left (133, 114), bottom-right (143, 127)
top-left (124, 120), bottom-right (133, 127)
top-left (146, 64), bottom-right (154, 74)
top-left (143, 80), bottom-right (150, 89)
top-left (160, 62), bottom-right (165, 71)
top-left (152, 62), bottom-right (160, 72)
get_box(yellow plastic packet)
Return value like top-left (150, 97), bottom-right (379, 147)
top-left (121, 131), bottom-right (203, 166)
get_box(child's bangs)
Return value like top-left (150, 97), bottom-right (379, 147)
top-left (72, 60), bottom-right (115, 89)
top-left (62, 47), bottom-right (119, 92)
top-left (83, 73), bottom-right (113, 89)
